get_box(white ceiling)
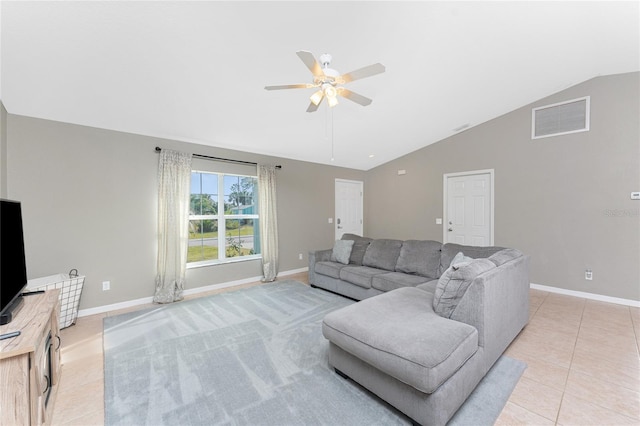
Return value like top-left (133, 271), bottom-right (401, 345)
top-left (1, 1), bottom-right (638, 170)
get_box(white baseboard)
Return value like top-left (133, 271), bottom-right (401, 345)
top-left (78, 295), bottom-right (156, 318)
top-left (77, 267), bottom-right (310, 318)
top-left (530, 283), bottom-right (640, 308)
top-left (277, 267), bottom-right (309, 277)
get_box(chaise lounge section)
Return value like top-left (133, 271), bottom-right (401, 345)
top-left (311, 235), bottom-right (530, 425)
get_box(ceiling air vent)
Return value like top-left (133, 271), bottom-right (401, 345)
top-left (532, 96), bottom-right (590, 139)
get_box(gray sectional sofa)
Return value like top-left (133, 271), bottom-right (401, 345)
top-left (309, 234), bottom-right (530, 426)
top-left (309, 234), bottom-right (511, 300)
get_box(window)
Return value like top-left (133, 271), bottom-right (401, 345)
top-left (188, 171), bottom-right (260, 266)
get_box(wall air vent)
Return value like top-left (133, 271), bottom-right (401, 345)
top-left (532, 96), bottom-right (590, 139)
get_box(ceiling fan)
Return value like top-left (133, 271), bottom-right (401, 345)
top-left (265, 51), bottom-right (385, 112)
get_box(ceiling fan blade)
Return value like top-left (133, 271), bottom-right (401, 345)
top-left (336, 87), bottom-right (372, 106)
top-left (306, 101), bottom-right (321, 113)
top-left (338, 63), bottom-right (386, 84)
top-left (264, 83), bottom-right (315, 90)
top-left (296, 51), bottom-right (324, 78)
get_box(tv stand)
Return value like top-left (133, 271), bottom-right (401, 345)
top-left (0, 295), bottom-right (25, 325)
top-left (0, 290), bottom-right (61, 425)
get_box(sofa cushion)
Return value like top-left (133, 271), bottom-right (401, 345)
top-left (339, 266), bottom-right (386, 289)
top-left (488, 248), bottom-right (523, 266)
top-left (439, 243), bottom-right (504, 276)
top-left (323, 287), bottom-right (478, 394)
top-left (362, 239), bottom-right (403, 271)
top-left (372, 272), bottom-right (430, 292)
top-left (395, 240), bottom-right (442, 278)
top-left (341, 234), bottom-right (373, 266)
top-left (433, 259), bottom-right (496, 318)
top-left (330, 239), bottom-right (355, 264)
top-left (314, 261), bottom-right (348, 279)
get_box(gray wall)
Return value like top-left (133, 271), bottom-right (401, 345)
top-left (5, 116), bottom-right (363, 309)
top-left (5, 72), bottom-right (638, 309)
top-left (365, 72), bottom-right (640, 301)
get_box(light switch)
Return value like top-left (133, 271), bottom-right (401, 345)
top-left (436, 218), bottom-right (443, 225)
top-left (328, 218), bottom-right (333, 224)
top-left (631, 192), bottom-right (640, 200)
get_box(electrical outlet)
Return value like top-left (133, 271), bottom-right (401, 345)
top-left (298, 253), bottom-right (303, 260)
top-left (102, 281), bottom-right (111, 291)
top-left (585, 269), bottom-right (593, 281)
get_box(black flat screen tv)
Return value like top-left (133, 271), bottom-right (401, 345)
top-left (0, 199), bottom-right (28, 325)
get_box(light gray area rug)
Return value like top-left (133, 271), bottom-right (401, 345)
top-left (104, 281), bottom-right (525, 426)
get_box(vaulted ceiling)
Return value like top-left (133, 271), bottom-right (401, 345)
top-left (1, 1), bottom-right (638, 170)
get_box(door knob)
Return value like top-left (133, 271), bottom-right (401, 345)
top-left (448, 227), bottom-right (453, 232)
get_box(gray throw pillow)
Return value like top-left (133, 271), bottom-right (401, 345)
top-left (450, 251), bottom-right (473, 269)
top-left (439, 243), bottom-right (504, 276)
top-left (433, 258), bottom-right (496, 318)
top-left (341, 234), bottom-right (373, 265)
top-left (331, 239), bottom-right (355, 265)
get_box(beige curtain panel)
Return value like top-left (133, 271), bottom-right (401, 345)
top-left (154, 149), bottom-right (193, 303)
top-left (258, 164), bottom-right (279, 282)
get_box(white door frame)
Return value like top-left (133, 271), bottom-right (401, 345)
top-left (335, 178), bottom-right (364, 240)
top-left (443, 169), bottom-right (495, 245)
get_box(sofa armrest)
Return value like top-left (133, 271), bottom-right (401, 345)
top-left (450, 255), bottom-right (530, 372)
top-left (308, 249), bottom-right (333, 284)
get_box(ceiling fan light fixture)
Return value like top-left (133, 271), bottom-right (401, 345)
top-left (310, 90), bottom-right (323, 106)
top-left (323, 84), bottom-right (337, 99)
top-left (322, 84), bottom-right (338, 107)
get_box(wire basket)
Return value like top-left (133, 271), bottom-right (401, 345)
top-left (26, 269), bottom-right (85, 329)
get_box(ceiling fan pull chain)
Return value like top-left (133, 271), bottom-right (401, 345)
top-left (325, 102), bottom-right (329, 140)
top-left (331, 108), bottom-right (335, 162)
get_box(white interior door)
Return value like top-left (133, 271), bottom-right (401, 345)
top-left (335, 179), bottom-right (363, 240)
top-left (444, 170), bottom-right (494, 246)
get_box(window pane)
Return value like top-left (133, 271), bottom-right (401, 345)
top-left (190, 194), bottom-right (202, 215)
top-left (242, 177), bottom-right (257, 214)
top-left (202, 194), bottom-right (218, 215)
top-left (224, 175), bottom-right (256, 214)
top-left (225, 218), bottom-right (258, 257)
top-left (188, 219), bottom-right (218, 262)
top-left (201, 173), bottom-right (217, 195)
top-left (191, 172), bottom-right (202, 194)
top-left (248, 218), bottom-right (260, 255)
top-left (190, 172), bottom-right (203, 215)
top-left (190, 172), bottom-right (218, 215)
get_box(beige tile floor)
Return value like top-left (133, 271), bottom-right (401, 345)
top-left (50, 273), bottom-right (640, 425)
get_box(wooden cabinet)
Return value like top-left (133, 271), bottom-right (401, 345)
top-left (0, 290), bottom-right (61, 425)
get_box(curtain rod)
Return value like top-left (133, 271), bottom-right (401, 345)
top-left (154, 147), bottom-right (282, 169)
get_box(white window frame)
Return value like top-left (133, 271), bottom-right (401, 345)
top-left (188, 170), bottom-right (261, 268)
